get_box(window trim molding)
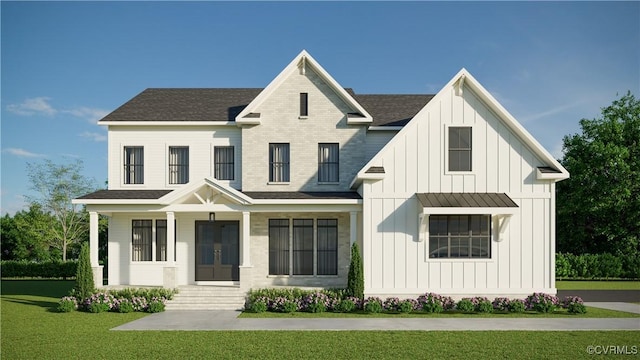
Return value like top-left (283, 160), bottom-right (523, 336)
top-left (167, 145), bottom-right (190, 187)
top-left (318, 143), bottom-right (340, 184)
top-left (269, 143), bottom-right (290, 183)
top-left (444, 125), bottom-right (474, 175)
top-left (122, 145), bottom-right (145, 186)
top-left (425, 214), bottom-right (497, 262)
top-left (130, 218), bottom-right (177, 263)
top-left (213, 145), bottom-right (236, 181)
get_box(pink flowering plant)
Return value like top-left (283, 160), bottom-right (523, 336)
top-left (525, 293), bottom-right (560, 313)
top-left (562, 296), bottom-right (587, 314)
top-left (57, 296), bottom-right (78, 313)
top-left (363, 297), bottom-right (383, 313)
top-left (84, 292), bottom-right (116, 313)
top-left (417, 292), bottom-right (455, 313)
top-left (492, 297), bottom-right (511, 312)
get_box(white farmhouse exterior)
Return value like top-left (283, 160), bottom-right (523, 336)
top-left (75, 50), bottom-right (568, 303)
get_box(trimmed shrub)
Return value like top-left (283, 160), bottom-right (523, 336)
top-left (146, 298), bottom-right (166, 313)
top-left (336, 298), bottom-right (356, 313)
top-left (347, 243), bottom-right (364, 300)
top-left (456, 298), bottom-right (475, 313)
top-left (492, 297), bottom-right (511, 312)
top-left (383, 297), bottom-right (401, 312)
top-left (74, 243), bottom-right (94, 301)
top-left (57, 296), bottom-right (78, 312)
top-left (109, 287), bottom-right (177, 301)
top-left (0, 260), bottom-right (77, 279)
top-left (363, 297), bottom-right (383, 313)
top-left (556, 252), bottom-right (637, 279)
top-left (525, 293), bottom-right (559, 313)
top-left (85, 292), bottom-right (115, 313)
top-left (417, 292), bottom-right (454, 313)
top-left (250, 299), bottom-right (268, 313)
top-left (472, 297), bottom-right (493, 313)
top-left (399, 299), bottom-right (416, 314)
top-left (114, 298), bottom-right (134, 313)
top-left (302, 292), bottom-right (329, 313)
top-left (562, 296), bottom-right (587, 314)
top-left (508, 299), bottom-right (526, 313)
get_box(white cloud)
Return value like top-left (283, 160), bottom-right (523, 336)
top-left (0, 193), bottom-right (28, 216)
top-left (3, 148), bottom-right (47, 158)
top-left (63, 107), bottom-right (110, 123)
top-left (79, 131), bottom-right (107, 142)
top-left (520, 100), bottom-right (586, 124)
top-left (6, 97), bottom-right (57, 116)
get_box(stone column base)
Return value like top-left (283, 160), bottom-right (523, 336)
top-left (163, 267), bottom-right (178, 289)
top-left (92, 266), bottom-right (104, 288)
top-left (239, 266), bottom-right (253, 292)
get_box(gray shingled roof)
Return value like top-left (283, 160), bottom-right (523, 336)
top-left (100, 88), bottom-right (262, 122)
top-left (99, 88), bottom-right (433, 126)
top-left (243, 191), bottom-right (361, 200)
top-left (416, 193), bottom-right (518, 208)
top-left (76, 190), bottom-right (173, 200)
top-left (353, 94), bottom-right (434, 126)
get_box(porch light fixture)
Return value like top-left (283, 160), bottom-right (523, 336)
top-left (209, 212), bottom-right (215, 222)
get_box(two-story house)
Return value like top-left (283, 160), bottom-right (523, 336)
top-left (75, 50), bottom-right (568, 306)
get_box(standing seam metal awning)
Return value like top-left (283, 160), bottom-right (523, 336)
top-left (416, 193), bottom-right (519, 215)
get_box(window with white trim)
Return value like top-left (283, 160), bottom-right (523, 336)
top-left (429, 215), bottom-right (490, 258)
top-left (169, 146), bottom-right (189, 184)
top-left (269, 143), bottom-right (290, 182)
top-left (124, 146), bottom-right (144, 184)
top-left (132, 220), bottom-right (152, 261)
top-left (268, 219), bottom-right (338, 276)
top-left (214, 146), bottom-right (234, 180)
top-left (448, 127), bottom-right (472, 171)
top-left (318, 143), bottom-right (339, 182)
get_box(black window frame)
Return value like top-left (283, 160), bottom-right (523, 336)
top-left (448, 127), bottom-right (472, 172)
top-left (269, 143), bottom-right (290, 183)
top-left (214, 146), bottom-right (235, 181)
top-left (124, 146), bottom-right (144, 184)
top-left (168, 146), bottom-right (189, 184)
top-left (318, 143), bottom-right (339, 183)
top-left (428, 215), bottom-right (491, 259)
top-left (132, 220), bottom-right (152, 261)
top-left (269, 219), bottom-right (290, 275)
top-left (300, 92), bottom-right (308, 116)
top-left (316, 219), bottom-right (338, 275)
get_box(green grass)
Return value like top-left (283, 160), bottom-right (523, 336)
top-left (556, 280), bottom-right (640, 290)
top-left (240, 306), bottom-right (639, 318)
top-left (2, 280), bottom-right (639, 360)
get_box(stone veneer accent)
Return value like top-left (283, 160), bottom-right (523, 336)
top-left (246, 212), bottom-right (351, 289)
top-left (241, 65), bottom-right (367, 192)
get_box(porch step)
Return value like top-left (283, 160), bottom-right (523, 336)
top-left (165, 285), bottom-right (247, 311)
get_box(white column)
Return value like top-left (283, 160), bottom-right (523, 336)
top-left (241, 211), bottom-right (251, 266)
top-left (350, 211), bottom-right (358, 247)
top-left (166, 212), bottom-right (175, 265)
top-left (89, 211), bottom-right (99, 267)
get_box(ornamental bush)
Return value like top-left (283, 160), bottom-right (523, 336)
top-left (417, 292), bottom-right (454, 313)
top-left (456, 298), bottom-right (475, 313)
top-left (57, 296), bottom-right (78, 312)
top-left (399, 299), bottom-right (416, 314)
top-left (74, 243), bottom-right (95, 302)
top-left (114, 298), bottom-right (134, 313)
top-left (508, 299), bottom-right (526, 313)
top-left (302, 292), bottom-right (331, 313)
top-left (147, 298), bottom-right (166, 313)
top-left (249, 298), bottom-right (268, 313)
top-left (383, 297), bottom-right (401, 312)
top-left (525, 293), bottom-right (559, 313)
top-left (562, 296), bottom-right (587, 314)
top-left (336, 298), bottom-right (356, 313)
top-left (347, 243), bottom-right (364, 300)
top-left (85, 292), bottom-right (115, 313)
top-left (492, 297), bottom-right (511, 312)
top-left (363, 297), bottom-right (383, 313)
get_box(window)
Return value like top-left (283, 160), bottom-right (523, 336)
top-left (214, 146), bottom-right (235, 180)
top-left (132, 220), bottom-right (152, 261)
top-left (269, 219), bottom-right (290, 275)
top-left (429, 215), bottom-right (490, 259)
top-left (448, 127), bottom-right (472, 171)
top-left (169, 147), bottom-right (189, 184)
top-left (268, 218), bottom-right (339, 276)
top-left (318, 143), bottom-right (339, 182)
top-left (269, 143), bottom-right (290, 182)
top-left (317, 219), bottom-right (338, 275)
top-left (293, 219), bottom-right (314, 275)
top-left (300, 93), bottom-right (308, 116)
top-left (124, 147), bottom-right (144, 184)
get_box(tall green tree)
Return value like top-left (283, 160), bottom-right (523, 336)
top-left (26, 159), bottom-right (97, 261)
top-left (0, 204), bottom-right (57, 261)
top-left (557, 92), bottom-right (639, 256)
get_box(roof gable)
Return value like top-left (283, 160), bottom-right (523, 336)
top-left (236, 50), bottom-right (373, 125)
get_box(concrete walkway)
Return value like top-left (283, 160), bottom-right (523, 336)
top-left (585, 302), bottom-right (640, 314)
top-left (112, 305), bottom-right (640, 331)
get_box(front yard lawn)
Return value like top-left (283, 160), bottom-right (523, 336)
top-left (2, 280), bottom-right (638, 359)
top-left (556, 280), bottom-right (640, 290)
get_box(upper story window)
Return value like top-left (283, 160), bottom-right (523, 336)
top-left (168, 146), bottom-right (189, 184)
top-left (429, 215), bottom-right (490, 259)
top-left (269, 143), bottom-right (290, 183)
top-left (214, 146), bottom-right (235, 180)
top-left (318, 143), bottom-right (339, 182)
top-left (124, 146), bottom-right (144, 184)
top-left (300, 93), bottom-right (308, 117)
top-left (448, 127), bottom-right (472, 172)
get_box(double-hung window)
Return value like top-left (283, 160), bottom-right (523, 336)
top-left (169, 146), bottom-right (189, 184)
top-left (268, 219), bottom-right (338, 275)
top-left (124, 146), bottom-right (144, 184)
top-left (448, 127), bottom-right (472, 172)
top-left (214, 146), bottom-right (235, 180)
top-left (318, 143), bottom-right (339, 183)
top-left (132, 220), bottom-right (152, 261)
top-left (269, 143), bottom-right (290, 182)
top-left (429, 215), bottom-right (490, 258)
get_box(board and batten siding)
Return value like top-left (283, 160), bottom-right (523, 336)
top-left (361, 85), bottom-right (556, 298)
top-left (107, 126), bottom-right (242, 190)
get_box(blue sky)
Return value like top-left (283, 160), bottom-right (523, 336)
top-left (1, 1), bottom-right (639, 215)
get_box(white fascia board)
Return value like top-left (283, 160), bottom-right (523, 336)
top-left (235, 117), bottom-right (261, 125)
top-left (159, 177), bottom-right (253, 205)
top-left (422, 207), bottom-right (519, 215)
top-left (236, 50), bottom-right (373, 123)
top-left (349, 173), bottom-right (385, 189)
top-left (249, 199), bottom-right (362, 205)
top-left (73, 199), bottom-right (161, 205)
top-left (99, 121), bottom-right (236, 126)
top-left (536, 168), bottom-right (570, 181)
